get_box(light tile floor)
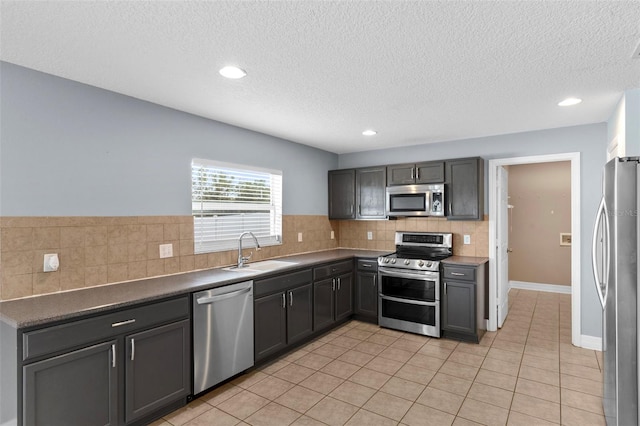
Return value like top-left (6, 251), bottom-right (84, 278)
top-left (152, 289), bottom-right (605, 425)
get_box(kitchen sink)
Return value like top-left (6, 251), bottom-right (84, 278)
top-left (223, 260), bottom-right (299, 274)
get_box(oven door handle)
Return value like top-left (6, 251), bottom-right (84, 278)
top-left (378, 269), bottom-right (439, 281)
top-left (380, 294), bottom-right (437, 306)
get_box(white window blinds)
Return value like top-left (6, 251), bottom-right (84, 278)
top-left (192, 159), bottom-right (283, 254)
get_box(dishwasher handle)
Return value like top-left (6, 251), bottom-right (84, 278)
top-left (196, 286), bottom-right (252, 305)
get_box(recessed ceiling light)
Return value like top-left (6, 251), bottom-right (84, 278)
top-left (219, 66), bottom-right (247, 79)
top-left (558, 97), bottom-right (582, 107)
top-left (362, 129), bottom-right (377, 136)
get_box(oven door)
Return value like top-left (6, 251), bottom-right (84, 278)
top-left (378, 295), bottom-right (440, 337)
top-left (378, 268), bottom-right (439, 302)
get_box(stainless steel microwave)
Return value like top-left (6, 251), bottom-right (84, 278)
top-left (386, 184), bottom-right (445, 217)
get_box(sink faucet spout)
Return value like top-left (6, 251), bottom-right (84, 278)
top-left (237, 232), bottom-right (261, 268)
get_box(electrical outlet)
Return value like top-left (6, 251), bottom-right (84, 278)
top-left (330, 231), bottom-right (335, 240)
top-left (159, 243), bottom-right (173, 258)
top-left (43, 253), bottom-right (59, 272)
top-left (464, 235), bottom-right (471, 245)
top-left (367, 231), bottom-right (373, 240)
top-left (297, 232), bottom-right (303, 242)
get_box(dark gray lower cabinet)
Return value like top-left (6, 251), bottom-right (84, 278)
top-left (254, 271), bottom-right (314, 362)
top-left (23, 340), bottom-right (118, 426)
top-left (335, 273), bottom-right (353, 322)
top-left (125, 320), bottom-right (190, 423)
top-left (313, 260), bottom-right (354, 331)
top-left (354, 259), bottom-right (378, 322)
top-left (441, 262), bottom-right (487, 343)
top-left (20, 296), bottom-right (190, 426)
top-left (312, 278), bottom-right (335, 331)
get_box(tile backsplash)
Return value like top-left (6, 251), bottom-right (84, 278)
top-left (0, 215), bottom-right (488, 301)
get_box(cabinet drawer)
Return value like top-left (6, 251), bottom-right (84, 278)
top-left (357, 259), bottom-right (378, 272)
top-left (313, 260), bottom-right (353, 281)
top-left (22, 296), bottom-right (189, 362)
top-left (443, 266), bottom-right (476, 282)
top-left (254, 269), bottom-right (312, 297)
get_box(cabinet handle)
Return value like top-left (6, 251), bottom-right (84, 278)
top-left (337, 277), bottom-right (341, 290)
top-left (362, 264), bottom-right (372, 268)
top-left (444, 282), bottom-right (447, 294)
top-left (111, 319), bottom-right (136, 328)
top-left (450, 272), bottom-right (465, 276)
top-left (131, 339), bottom-right (135, 361)
top-left (416, 168), bottom-right (420, 180)
top-left (332, 279), bottom-right (336, 291)
top-left (111, 344), bottom-right (116, 368)
top-left (411, 167), bottom-right (415, 180)
top-left (289, 291), bottom-right (293, 306)
top-left (282, 293), bottom-right (286, 308)
top-left (373, 275), bottom-right (377, 286)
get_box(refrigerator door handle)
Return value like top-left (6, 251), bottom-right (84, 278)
top-left (591, 196), bottom-right (609, 309)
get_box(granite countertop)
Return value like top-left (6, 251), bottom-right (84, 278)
top-left (442, 256), bottom-right (489, 266)
top-left (0, 249), bottom-right (389, 330)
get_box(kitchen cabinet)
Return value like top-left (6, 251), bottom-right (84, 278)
top-left (445, 157), bottom-right (484, 220)
top-left (328, 169), bottom-right (356, 219)
top-left (254, 270), bottom-right (313, 362)
top-left (329, 167), bottom-right (386, 220)
top-left (21, 296), bottom-right (190, 426)
top-left (354, 258), bottom-right (378, 322)
top-left (355, 166), bottom-right (386, 219)
top-left (387, 161), bottom-right (445, 185)
top-left (441, 262), bottom-right (487, 343)
top-left (313, 260), bottom-right (353, 331)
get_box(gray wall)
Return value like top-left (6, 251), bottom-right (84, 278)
top-left (0, 62), bottom-right (337, 216)
top-left (340, 124), bottom-right (607, 338)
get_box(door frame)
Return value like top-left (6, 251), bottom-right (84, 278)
top-left (488, 152), bottom-right (581, 347)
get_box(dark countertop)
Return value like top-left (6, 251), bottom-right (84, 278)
top-left (0, 249), bottom-right (389, 330)
top-left (442, 256), bottom-right (489, 266)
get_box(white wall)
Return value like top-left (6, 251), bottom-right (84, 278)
top-left (0, 62), bottom-right (338, 216)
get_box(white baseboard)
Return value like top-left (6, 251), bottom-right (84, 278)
top-left (580, 335), bottom-right (603, 351)
top-left (509, 280), bottom-right (572, 294)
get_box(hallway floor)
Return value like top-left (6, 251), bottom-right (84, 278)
top-left (152, 289), bottom-right (605, 425)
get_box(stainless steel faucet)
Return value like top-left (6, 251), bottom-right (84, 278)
top-left (237, 232), bottom-right (261, 267)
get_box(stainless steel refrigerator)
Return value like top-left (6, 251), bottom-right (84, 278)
top-left (592, 156), bottom-right (639, 426)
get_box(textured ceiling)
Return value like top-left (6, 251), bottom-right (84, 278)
top-left (1, 1), bottom-right (639, 154)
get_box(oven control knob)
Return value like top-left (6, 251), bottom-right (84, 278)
top-left (383, 258), bottom-right (390, 263)
top-left (404, 259), bottom-right (410, 265)
top-left (427, 262), bottom-right (433, 267)
top-left (417, 260), bottom-right (424, 267)
top-left (390, 259), bottom-right (396, 264)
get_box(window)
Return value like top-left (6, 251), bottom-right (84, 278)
top-left (192, 159), bottom-right (282, 253)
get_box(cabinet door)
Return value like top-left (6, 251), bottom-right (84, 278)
top-left (335, 272), bottom-right (353, 322)
top-left (329, 169), bottom-right (356, 219)
top-left (386, 164), bottom-right (416, 185)
top-left (23, 340), bottom-right (118, 426)
top-left (355, 271), bottom-right (378, 319)
top-left (287, 284), bottom-right (313, 344)
top-left (314, 279), bottom-right (335, 331)
top-left (255, 292), bottom-right (287, 361)
top-left (416, 161), bottom-right (445, 184)
top-left (125, 320), bottom-right (190, 423)
top-left (356, 167), bottom-right (386, 219)
top-left (442, 281), bottom-right (475, 335)
top-left (446, 158), bottom-right (484, 220)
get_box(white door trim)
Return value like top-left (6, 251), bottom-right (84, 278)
top-left (488, 152), bottom-right (581, 347)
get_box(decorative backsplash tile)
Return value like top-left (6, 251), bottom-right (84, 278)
top-left (0, 215), bottom-right (488, 301)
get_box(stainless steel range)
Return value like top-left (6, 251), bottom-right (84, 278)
top-left (378, 231), bottom-right (452, 337)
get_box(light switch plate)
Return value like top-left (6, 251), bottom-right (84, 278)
top-left (43, 253), bottom-right (59, 272)
top-left (159, 243), bottom-right (173, 258)
top-left (463, 235), bottom-right (471, 245)
top-left (298, 232), bottom-right (303, 242)
top-left (367, 231), bottom-right (373, 240)
top-left (330, 231), bottom-right (335, 240)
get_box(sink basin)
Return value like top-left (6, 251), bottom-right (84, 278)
top-left (223, 260), bottom-right (299, 274)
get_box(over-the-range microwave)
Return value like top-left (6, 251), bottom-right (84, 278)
top-left (386, 184), bottom-right (445, 217)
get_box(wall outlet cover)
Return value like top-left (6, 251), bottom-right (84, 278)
top-left (298, 232), bottom-right (303, 242)
top-left (330, 231), bottom-right (335, 240)
top-left (463, 235), bottom-right (471, 245)
top-left (159, 243), bottom-right (173, 258)
top-left (367, 231), bottom-right (373, 240)
top-left (43, 253), bottom-right (59, 272)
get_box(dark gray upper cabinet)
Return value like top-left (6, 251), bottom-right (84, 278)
top-left (254, 270), bottom-right (313, 362)
top-left (441, 262), bottom-right (487, 343)
top-left (445, 157), bottom-right (485, 220)
top-left (20, 296), bottom-right (190, 426)
top-left (328, 169), bottom-right (356, 219)
top-left (23, 340), bottom-right (118, 426)
top-left (354, 259), bottom-right (378, 321)
top-left (355, 167), bottom-right (386, 219)
top-left (125, 320), bottom-right (190, 424)
top-left (387, 161), bottom-right (445, 185)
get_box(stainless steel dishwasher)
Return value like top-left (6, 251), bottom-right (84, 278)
top-left (192, 280), bottom-right (254, 394)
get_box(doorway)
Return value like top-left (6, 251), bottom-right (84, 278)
top-left (488, 153), bottom-right (581, 347)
